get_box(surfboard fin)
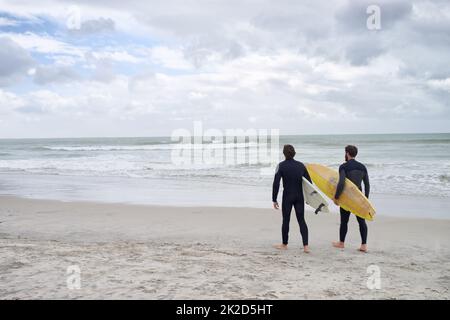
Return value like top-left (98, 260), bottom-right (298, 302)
top-left (315, 203), bottom-right (325, 215)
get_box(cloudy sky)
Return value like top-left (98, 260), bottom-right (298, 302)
top-left (0, 0), bottom-right (449, 138)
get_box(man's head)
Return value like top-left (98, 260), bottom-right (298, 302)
top-left (345, 145), bottom-right (358, 162)
top-left (283, 144), bottom-right (296, 160)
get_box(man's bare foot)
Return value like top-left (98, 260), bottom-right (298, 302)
top-left (358, 244), bottom-right (368, 253)
top-left (332, 241), bottom-right (345, 249)
top-left (303, 245), bottom-right (310, 253)
top-left (273, 244), bottom-right (288, 250)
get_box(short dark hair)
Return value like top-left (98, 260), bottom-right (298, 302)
top-left (283, 144), bottom-right (296, 159)
top-left (345, 145), bottom-right (358, 157)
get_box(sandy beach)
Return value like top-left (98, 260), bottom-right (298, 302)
top-left (0, 195), bottom-right (449, 299)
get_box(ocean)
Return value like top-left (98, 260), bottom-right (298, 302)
top-left (1, 133), bottom-right (449, 218)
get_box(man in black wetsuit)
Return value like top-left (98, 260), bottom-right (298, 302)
top-left (332, 145), bottom-right (370, 253)
top-left (272, 144), bottom-right (312, 253)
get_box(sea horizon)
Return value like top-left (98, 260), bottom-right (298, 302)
top-left (1, 131), bottom-right (450, 141)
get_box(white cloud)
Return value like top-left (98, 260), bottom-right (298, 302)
top-left (428, 78), bottom-right (450, 92)
top-left (0, 37), bottom-right (35, 86)
top-left (69, 17), bottom-right (115, 35)
top-left (33, 65), bottom-right (80, 85)
top-left (0, 16), bottom-right (19, 27)
top-left (90, 50), bottom-right (142, 64)
top-left (0, 89), bottom-right (26, 114)
top-left (0, 0), bottom-right (449, 137)
top-left (0, 32), bottom-right (86, 57)
top-left (149, 46), bottom-right (194, 70)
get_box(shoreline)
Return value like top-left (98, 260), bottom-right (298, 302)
top-left (1, 188), bottom-right (450, 220)
top-left (1, 195), bottom-right (449, 299)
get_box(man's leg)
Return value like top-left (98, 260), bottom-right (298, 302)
top-left (281, 199), bottom-right (293, 245)
top-left (340, 208), bottom-right (351, 242)
top-left (294, 200), bottom-right (309, 253)
top-left (356, 216), bottom-right (368, 252)
top-left (333, 208), bottom-right (350, 248)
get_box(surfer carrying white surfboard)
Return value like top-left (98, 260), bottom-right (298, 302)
top-left (332, 145), bottom-right (370, 253)
top-left (272, 144), bottom-right (312, 253)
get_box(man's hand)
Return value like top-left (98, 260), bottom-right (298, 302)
top-left (333, 198), bottom-right (339, 206)
top-left (273, 202), bottom-right (279, 210)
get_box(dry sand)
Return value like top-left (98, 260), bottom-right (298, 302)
top-left (0, 195), bottom-right (449, 299)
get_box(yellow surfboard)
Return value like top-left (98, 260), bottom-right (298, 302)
top-left (306, 163), bottom-right (376, 221)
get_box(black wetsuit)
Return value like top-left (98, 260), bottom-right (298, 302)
top-left (334, 159), bottom-right (370, 244)
top-left (272, 159), bottom-right (312, 246)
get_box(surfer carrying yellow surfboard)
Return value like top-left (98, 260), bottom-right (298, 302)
top-left (272, 144), bottom-right (312, 253)
top-left (332, 145), bottom-right (370, 253)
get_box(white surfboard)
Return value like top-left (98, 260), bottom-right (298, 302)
top-left (302, 177), bottom-right (330, 214)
